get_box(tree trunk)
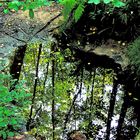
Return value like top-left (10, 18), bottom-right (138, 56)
top-left (116, 89), bottom-right (129, 140)
top-left (51, 44), bottom-right (56, 140)
top-left (106, 79), bottom-right (118, 140)
top-left (26, 44), bottom-right (42, 131)
top-left (89, 69), bottom-right (96, 123)
top-left (10, 45), bottom-right (27, 90)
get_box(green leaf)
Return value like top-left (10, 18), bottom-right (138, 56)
top-left (0, 118), bottom-right (3, 122)
top-left (74, 3), bottom-right (84, 22)
top-left (4, 110), bottom-right (11, 116)
top-left (103, 0), bottom-right (111, 4)
top-left (10, 118), bottom-right (18, 125)
top-left (6, 97), bottom-right (13, 102)
top-left (8, 2), bottom-right (19, 11)
top-left (29, 9), bottom-right (34, 19)
top-left (3, 9), bottom-right (9, 14)
top-left (88, 0), bottom-right (100, 5)
top-left (0, 122), bottom-right (7, 127)
top-left (8, 132), bottom-right (14, 137)
top-left (62, 0), bottom-right (76, 20)
top-left (113, 0), bottom-right (125, 7)
top-left (2, 132), bottom-right (7, 139)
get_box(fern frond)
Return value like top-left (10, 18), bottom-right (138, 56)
top-left (74, 2), bottom-right (85, 22)
top-left (61, 0), bottom-right (76, 20)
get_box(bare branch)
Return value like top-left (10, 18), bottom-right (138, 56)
top-left (33, 13), bottom-right (61, 36)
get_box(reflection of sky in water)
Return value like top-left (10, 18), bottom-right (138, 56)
top-left (97, 114), bottom-right (120, 139)
top-left (35, 71), bottom-right (124, 139)
top-left (71, 84), bottom-right (123, 139)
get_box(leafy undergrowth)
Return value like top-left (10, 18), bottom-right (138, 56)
top-left (0, 74), bottom-right (31, 139)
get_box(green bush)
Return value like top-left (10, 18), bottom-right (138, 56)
top-left (127, 37), bottom-right (140, 75)
top-left (0, 74), bottom-right (31, 139)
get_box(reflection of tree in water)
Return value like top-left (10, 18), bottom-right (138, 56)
top-left (9, 40), bottom-right (139, 139)
top-left (3, 0), bottom-right (140, 139)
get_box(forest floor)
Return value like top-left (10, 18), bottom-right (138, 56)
top-left (0, 2), bottom-right (62, 29)
top-left (0, 2), bottom-right (62, 61)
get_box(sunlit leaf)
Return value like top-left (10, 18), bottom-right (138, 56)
top-left (29, 9), bottom-right (34, 19)
top-left (103, 0), bottom-right (111, 4)
top-left (8, 132), bottom-right (14, 137)
top-left (113, 0), bottom-right (125, 7)
top-left (3, 9), bottom-right (9, 14)
top-left (88, 0), bottom-right (100, 5)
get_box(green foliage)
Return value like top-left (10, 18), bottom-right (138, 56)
top-left (88, 0), bottom-right (125, 7)
top-left (127, 37), bottom-right (140, 75)
top-left (20, 42), bottom-right (76, 138)
top-left (29, 9), bottom-right (34, 19)
top-left (58, 0), bottom-right (86, 22)
top-left (74, 2), bottom-right (85, 22)
top-left (103, 0), bottom-right (112, 4)
top-left (60, 0), bottom-right (76, 20)
top-left (0, 74), bottom-right (31, 139)
top-left (1, 0), bottom-right (50, 18)
top-left (88, 0), bottom-right (100, 4)
top-left (135, 129), bottom-right (140, 140)
top-left (1, 0), bottom-right (125, 21)
top-left (59, 0), bottom-right (125, 24)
